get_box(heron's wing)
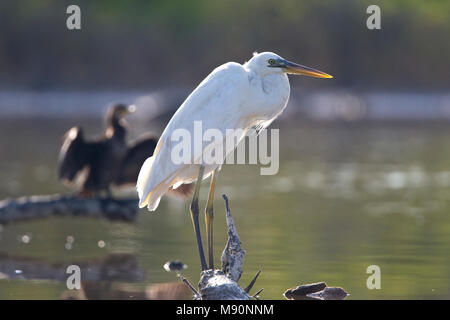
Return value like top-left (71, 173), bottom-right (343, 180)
top-left (116, 133), bottom-right (194, 198)
top-left (137, 62), bottom-right (250, 209)
top-left (58, 126), bottom-right (89, 185)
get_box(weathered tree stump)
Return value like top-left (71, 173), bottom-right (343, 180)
top-left (179, 194), bottom-right (348, 300)
top-left (181, 194), bottom-right (261, 300)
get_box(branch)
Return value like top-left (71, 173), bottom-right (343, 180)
top-left (244, 269), bottom-right (261, 294)
top-left (195, 194), bottom-right (251, 300)
top-left (220, 194), bottom-right (246, 282)
top-left (178, 274), bottom-right (200, 299)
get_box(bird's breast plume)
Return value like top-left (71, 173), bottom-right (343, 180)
top-left (136, 156), bottom-right (155, 208)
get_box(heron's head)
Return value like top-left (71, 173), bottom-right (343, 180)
top-left (246, 51), bottom-right (333, 79)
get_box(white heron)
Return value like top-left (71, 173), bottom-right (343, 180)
top-left (137, 51), bottom-right (332, 270)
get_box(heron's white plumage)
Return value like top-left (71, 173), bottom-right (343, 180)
top-left (137, 52), bottom-right (291, 210)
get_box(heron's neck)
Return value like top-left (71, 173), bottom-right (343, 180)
top-left (255, 73), bottom-right (290, 118)
top-left (261, 73), bottom-right (289, 93)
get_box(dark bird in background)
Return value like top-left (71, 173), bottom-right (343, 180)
top-left (58, 103), bottom-right (192, 198)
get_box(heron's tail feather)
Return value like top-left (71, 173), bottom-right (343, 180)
top-left (137, 156), bottom-right (155, 208)
top-left (147, 185), bottom-right (165, 211)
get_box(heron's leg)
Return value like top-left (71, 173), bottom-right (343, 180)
top-left (190, 165), bottom-right (208, 271)
top-left (205, 169), bottom-right (217, 270)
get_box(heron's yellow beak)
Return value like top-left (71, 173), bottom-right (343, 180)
top-left (283, 60), bottom-right (333, 79)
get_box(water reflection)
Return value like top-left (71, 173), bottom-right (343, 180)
top-left (0, 252), bottom-right (193, 300)
top-left (0, 252), bottom-right (144, 282)
top-left (1, 117), bottom-right (450, 299)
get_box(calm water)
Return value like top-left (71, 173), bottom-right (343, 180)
top-left (1, 117), bottom-right (450, 299)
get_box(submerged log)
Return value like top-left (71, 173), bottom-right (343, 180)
top-left (284, 282), bottom-right (348, 300)
top-left (0, 194), bottom-right (138, 224)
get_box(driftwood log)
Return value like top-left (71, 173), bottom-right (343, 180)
top-left (180, 194), bottom-right (261, 300)
top-left (0, 194), bottom-right (138, 224)
top-left (283, 282), bottom-right (348, 300)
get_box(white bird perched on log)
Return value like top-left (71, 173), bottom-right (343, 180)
top-left (137, 51), bottom-right (332, 271)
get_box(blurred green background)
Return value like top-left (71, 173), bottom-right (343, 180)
top-left (0, 0), bottom-right (450, 300)
top-left (1, 0), bottom-right (449, 89)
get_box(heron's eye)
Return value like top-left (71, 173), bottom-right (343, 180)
top-left (268, 59), bottom-right (275, 65)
